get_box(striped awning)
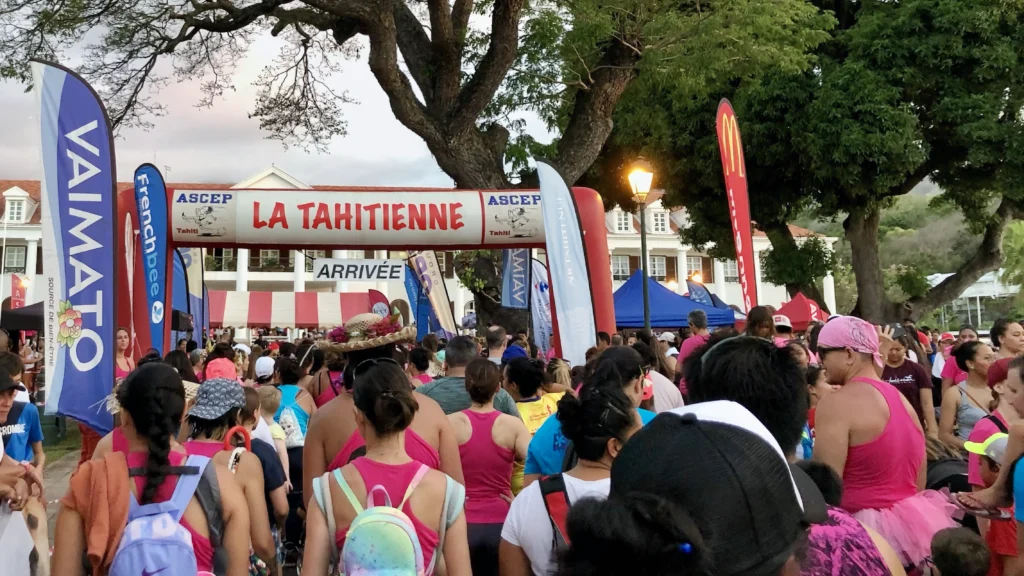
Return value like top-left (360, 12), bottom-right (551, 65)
top-left (208, 291), bottom-right (371, 328)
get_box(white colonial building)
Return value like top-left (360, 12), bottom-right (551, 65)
top-left (1, 166), bottom-right (839, 327)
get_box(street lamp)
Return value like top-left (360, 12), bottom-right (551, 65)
top-left (628, 157), bottom-right (655, 331)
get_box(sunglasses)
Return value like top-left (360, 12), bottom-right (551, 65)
top-left (354, 357), bottom-right (401, 376)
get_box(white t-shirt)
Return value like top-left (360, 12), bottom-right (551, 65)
top-left (501, 475), bottom-right (611, 576)
top-left (12, 390), bottom-right (29, 403)
top-left (649, 370), bottom-right (684, 413)
top-left (0, 502), bottom-right (32, 575)
top-left (252, 417), bottom-right (274, 446)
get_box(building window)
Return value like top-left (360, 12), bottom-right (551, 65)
top-left (436, 251), bottom-right (447, 273)
top-left (4, 246), bottom-right (26, 273)
top-left (650, 256), bottom-right (666, 280)
top-left (4, 200), bottom-right (23, 223)
top-left (723, 259), bottom-right (739, 282)
top-left (686, 256), bottom-right (702, 279)
top-left (207, 248), bottom-right (236, 272)
top-left (652, 212), bottom-right (668, 234)
top-left (612, 255), bottom-right (630, 281)
top-left (305, 250), bottom-right (327, 272)
top-left (615, 211), bottom-right (632, 233)
top-left (258, 249), bottom-right (281, 270)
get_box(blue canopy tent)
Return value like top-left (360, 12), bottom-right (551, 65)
top-left (614, 270), bottom-right (736, 328)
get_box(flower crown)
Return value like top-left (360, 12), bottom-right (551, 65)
top-left (327, 313), bottom-right (404, 344)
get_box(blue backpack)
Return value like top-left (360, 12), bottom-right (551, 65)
top-left (109, 455), bottom-right (215, 576)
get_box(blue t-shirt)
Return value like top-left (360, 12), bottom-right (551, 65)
top-left (1, 402), bottom-right (43, 463)
top-left (524, 408), bottom-right (656, 475)
top-left (1015, 458), bottom-right (1024, 522)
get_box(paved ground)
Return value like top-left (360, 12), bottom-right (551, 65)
top-left (41, 450), bottom-right (79, 544)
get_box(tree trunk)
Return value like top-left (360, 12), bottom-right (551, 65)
top-left (845, 206), bottom-right (906, 323)
top-left (474, 294), bottom-right (532, 334)
top-left (761, 223), bottom-right (830, 312)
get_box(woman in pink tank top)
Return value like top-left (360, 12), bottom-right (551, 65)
top-left (53, 363), bottom-right (250, 576)
top-left (448, 360), bottom-right (530, 575)
top-left (302, 358), bottom-right (471, 576)
top-left (814, 317), bottom-right (957, 569)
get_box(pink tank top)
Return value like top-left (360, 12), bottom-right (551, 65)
top-left (328, 428), bottom-right (441, 472)
top-left (841, 377), bottom-right (923, 513)
top-left (115, 360), bottom-right (131, 380)
top-left (125, 451), bottom-right (215, 571)
top-left (183, 440), bottom-right (224, 458)
top-left (459, 410), bottom-right (514, 524)
top-left (112, 427), bottom-right (129, 454)
top-left (334, 459), bottom-right (440, 569)
top-left (314, 371), bottom-right (343, 407)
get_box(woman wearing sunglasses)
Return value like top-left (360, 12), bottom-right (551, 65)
top-left (302, 313), bottom-right (465, 512)
top-left (303, 359), bottom-right (471, 576)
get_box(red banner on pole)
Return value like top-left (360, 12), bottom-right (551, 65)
top-left (716, 99), bottom-right (758, 312)
top-left (10, 274), bottom-right (25, 309)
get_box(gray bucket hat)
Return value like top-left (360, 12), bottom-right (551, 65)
top-left (187, 377), bottom-right (246, 420)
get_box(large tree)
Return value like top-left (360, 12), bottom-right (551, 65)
top-left (593, 0), bottom-right (1024, 322)
top-left (0, 0), bottom-right (829, 327)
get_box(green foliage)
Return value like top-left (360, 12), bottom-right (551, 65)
top-left (894, 265), bottom-right (931, 300)
top-left (453, 250), bottom-right (503, 293)
top-left (759, 237), bottom-right (835, 289)
top-left (1001, 222), bottom-right (1024, 291)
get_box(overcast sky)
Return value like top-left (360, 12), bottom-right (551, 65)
top-left (0, 33), bottom-right (551, 187)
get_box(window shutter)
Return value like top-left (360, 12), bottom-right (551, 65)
top-left (666, 258), bottom-right (677, 284)
top-left (702, 258), bottom-right (714, 283)
top-left (444, 252), bottom-right (455, 278)
top-left (628, 255), bottom-right (640, 275)
top-left (36, 245), bottom-right (43, 275)
top-left (363, 249), bottom-right (375, 260)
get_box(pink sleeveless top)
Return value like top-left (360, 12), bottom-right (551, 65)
top-left (314, 371), bottom-right (343, 407)
top-left (182, 440), bottom-right (224, 458)
top-left (334, 459), bottom-right (440, 569)
top-left (459, 410), bottom-right (514, 524)
top-left (125, 450), bottom-right (215, 572)
top-left (115, 360), bottom-right (131, 380)
top-left (329, 428), bottom-right (441, 472)
top-left (841, 377), bottom-right (923, 513)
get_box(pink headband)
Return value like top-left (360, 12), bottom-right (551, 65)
top-left (817, 316), bottom-right (881, 367)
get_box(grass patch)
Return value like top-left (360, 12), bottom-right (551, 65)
top-left (43, 421), bottom-right (82, 463)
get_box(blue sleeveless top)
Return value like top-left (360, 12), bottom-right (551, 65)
top-left (274, 384), bottom-right (310, 440)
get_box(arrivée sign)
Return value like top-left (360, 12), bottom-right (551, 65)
top-left (312, 259), bottom-right (406, 282)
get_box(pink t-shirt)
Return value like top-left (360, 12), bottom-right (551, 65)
top-left (415, 373), bottom-right (432, 385)
top-left (967, 410), bottom-right (1008, 487)
top-left (941, 355), bottom-right (968, 384)
top-left (676, 334), bottom-right (709, 396)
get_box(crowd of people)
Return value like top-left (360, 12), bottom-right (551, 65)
top-left (6, 308), bottom-right (1024, 575)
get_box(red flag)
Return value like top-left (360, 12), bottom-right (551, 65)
top-left (10, 274), bottom-right (25, 309)
top-left (716, 99), bottom-right (758, 311)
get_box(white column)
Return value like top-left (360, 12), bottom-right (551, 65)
top-left (332, 249), bottom-right (348, 292)
top-left (675, 249), bottom-right (687, 294)
top-left (293, 250), bottom-right (306, 293)
top-left (753, 250), bottom-right (765, 305)
top-left (713, 259), bottom-right (726, 298)
top-left (236, 248), bottom-right (249, 291)
top-left (25, 239), bottom-right (37, 302)
top-left (375, 249), bottom-right (389, 297)
top-left (452, 283), bottom-right (466, 328)
top-left (823, 272), bottom-right (837, 314)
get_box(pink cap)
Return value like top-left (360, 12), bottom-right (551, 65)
top-left (205, 358), bottom-right (237, 381)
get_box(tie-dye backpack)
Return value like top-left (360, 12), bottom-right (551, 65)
top-left (312, 464), bottom-right (464, 576)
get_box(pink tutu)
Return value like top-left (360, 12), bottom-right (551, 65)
top-left (852, 490), bottom-right (960, 567)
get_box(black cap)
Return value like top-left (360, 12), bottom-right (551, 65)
top-left (609, 402), bottom-right (827, 576)
top-left (0, 370), bottom-right (25, 394)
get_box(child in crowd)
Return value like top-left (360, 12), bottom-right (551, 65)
top-left (929, 527), bottom-right (990, 576)
top-left (258, 385), bottom-right (291, 491)
top-left (964, 433), bottom-right (1020, 576)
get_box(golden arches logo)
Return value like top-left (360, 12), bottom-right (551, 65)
top-left (718, 112), bottom-right (746, 178)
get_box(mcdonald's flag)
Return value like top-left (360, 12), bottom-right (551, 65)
top-left (716, 99), bottom-right (758, 312)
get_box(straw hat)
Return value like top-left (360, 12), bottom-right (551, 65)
top-left (325, 312), bottom-right (417, 353)
top-left (106, 379), bottom-right (200, 414)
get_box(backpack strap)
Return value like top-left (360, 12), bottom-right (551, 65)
top-left (539, 474), bottom-right (571, 550)
top-left (984, 414), bottom-right (1009, 434)
top-left (426, 474), bottom-right (466, 576)
top-left (194, 456), bottom-right (229, 576)
top-left (312, 471), bottom-right (339, 563)
top-left (397, 464), bottom-right (430, 509)
top-left (166, 455), bottom-right (210, 522)
top-left (331, 468), bottom-right (364, 515)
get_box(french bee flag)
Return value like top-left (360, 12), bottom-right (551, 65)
top-left (33, 61), bottom-right (117, 434)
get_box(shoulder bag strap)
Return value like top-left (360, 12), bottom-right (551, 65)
top-left (960, 386), bottom-right (992, 414)
top-left (538, 474), bottom-right (572, 550)
top-left (985, 414), bottom-right (1009, 434)
top-left (312, 471), bottom-right (339, 562)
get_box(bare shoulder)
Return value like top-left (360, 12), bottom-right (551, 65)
top-left (414, 392), bottom-right (446, 418)
top-left (497, 413), bottom-right (528, 433)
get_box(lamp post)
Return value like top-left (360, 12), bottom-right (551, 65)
top-left (628, 158), bottom-right (655, 332)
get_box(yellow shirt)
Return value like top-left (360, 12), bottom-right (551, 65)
top-left (268, 422), bottom-right (286, 442)
top-left (511, 395), bottom-right (560, 494)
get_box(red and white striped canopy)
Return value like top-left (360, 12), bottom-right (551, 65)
top-left (208, 291), bottom-right (371, 329)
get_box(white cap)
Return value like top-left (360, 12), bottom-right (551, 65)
top-left (658, 332), bottom-right (676, 343)
top-left (255, 356), bottom-right (275, 379)
top-left (233, 343), bottom-right (252, 356)
top-left (773, 315), bottom-right (792, 329)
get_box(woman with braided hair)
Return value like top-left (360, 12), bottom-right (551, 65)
top-left (53, 363), bottom-right (250, 575)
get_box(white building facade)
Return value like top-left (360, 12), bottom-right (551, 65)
top-left (1, 167), bottom-right (838, 327)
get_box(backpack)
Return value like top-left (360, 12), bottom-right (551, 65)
top-left (110, 455), bottom-right (218, 576)
top-left (538, 474), bottom-right (572, 553)
top-left (278, 395), bottom-right (307, 449)
top-left (312, 464), bottom-right (465, 576)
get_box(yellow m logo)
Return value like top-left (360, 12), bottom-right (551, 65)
top-left (719, 113), bottom-right (746, 178)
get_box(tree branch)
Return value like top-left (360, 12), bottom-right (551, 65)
top-left (908, 196), bottom-right (1023, 318)
top-left (391, 0), bottom-right (436, 104)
